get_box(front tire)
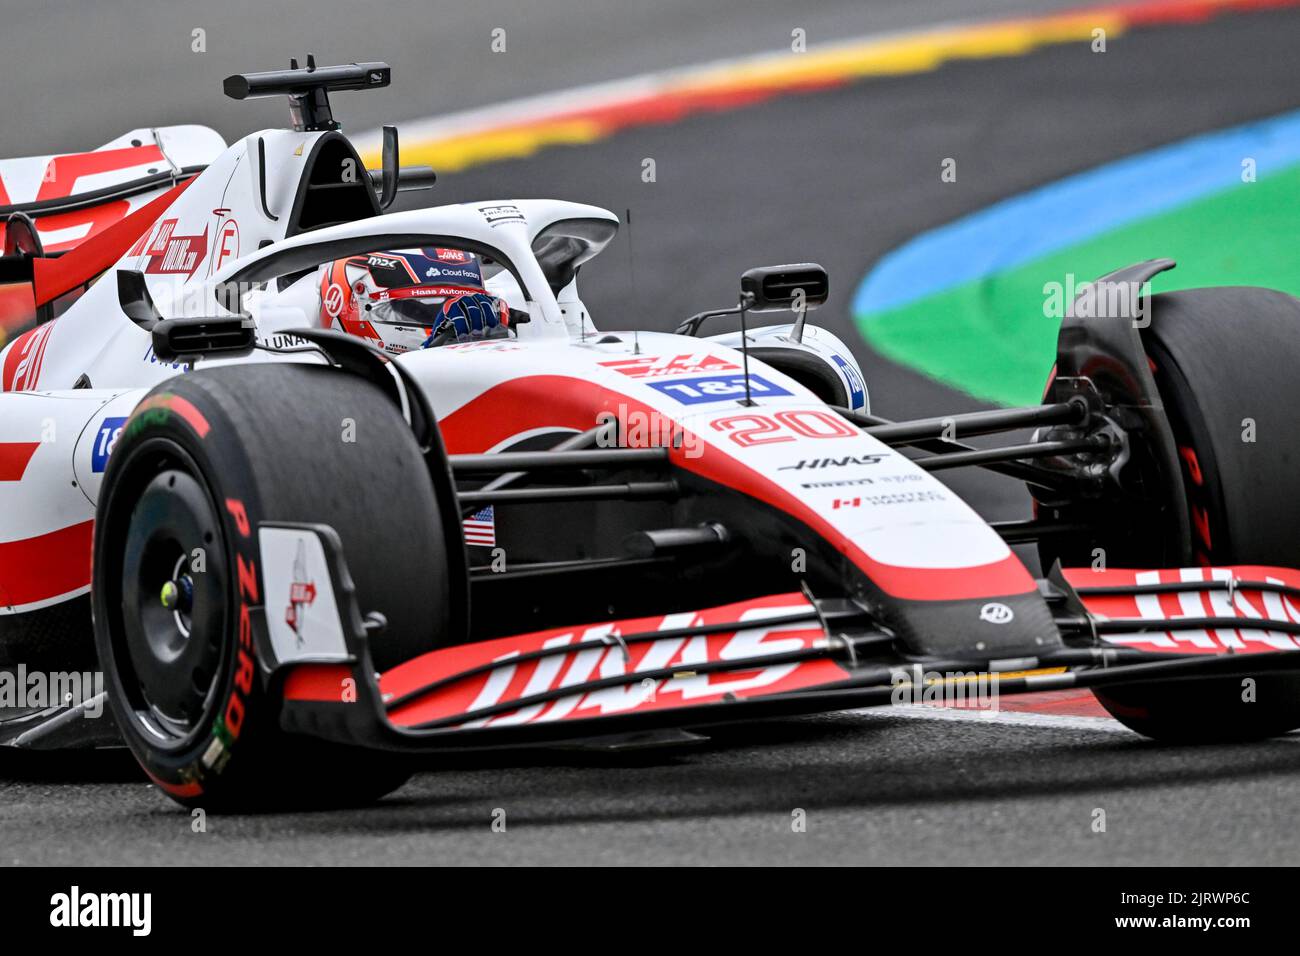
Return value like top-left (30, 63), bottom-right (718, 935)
top-left (1094, 287), bottom-right (1300, 741)
top-left (94, 364), bottom-right (459, 809)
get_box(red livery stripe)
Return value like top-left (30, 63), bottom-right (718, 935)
top-left (375, 591), bottom-right (846, 727)
top-left (283, 664), bottom-right (356, 703)
top-left (0, 520), bottom-right (94, 608)
top-left (31, 178), bottom-right (193, 307)
top-left (439, 375), bottom-right (1033, 602)
top-left (1063, 565), bottom-right (1300, 652)
top-left (1, 323), bottom-right (53, 391)
top-left (0, 442), bottom-right (39, 481)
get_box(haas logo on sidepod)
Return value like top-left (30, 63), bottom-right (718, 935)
top-left (1, 323), bottom-right (54, 391)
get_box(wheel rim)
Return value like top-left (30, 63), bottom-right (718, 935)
top-left (114, 455), bottom-right (229, 748)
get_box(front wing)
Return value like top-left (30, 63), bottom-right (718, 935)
top-left (266, 524), bottom-right (1300, 752)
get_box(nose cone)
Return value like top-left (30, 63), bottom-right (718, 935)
top-left (879, 588), bottom-right (1062, 660)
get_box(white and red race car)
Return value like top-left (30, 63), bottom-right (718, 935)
top-left (2, 60), bottom-right (1299, 809)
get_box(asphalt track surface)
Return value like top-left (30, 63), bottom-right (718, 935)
top-left (0, 0), bottom-right (1095, 157)
top-left (4, 3), bottom-right (1300, 865)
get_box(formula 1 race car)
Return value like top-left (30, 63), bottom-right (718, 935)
top-left (2, 60), bottom-right (1298, 809)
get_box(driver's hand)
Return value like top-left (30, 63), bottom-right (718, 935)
top-left (423, 292), bottom-right (509, 347)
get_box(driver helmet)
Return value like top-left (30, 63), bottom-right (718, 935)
top-left (319, 247), bottom-right (509, 353)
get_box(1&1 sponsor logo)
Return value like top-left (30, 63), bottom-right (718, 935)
top-left (649, 374), bottom-right (791, 405)
top-left (91, 417), bottom-right (129, 473)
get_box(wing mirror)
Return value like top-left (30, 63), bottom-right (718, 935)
top-left (739, 263), bottom-right (828, 313)
top-left (379, 125), bottom-right (399, 211)
top-left (676, 262), bottom-right (829, 337)
top-left (368, 125), bottom-right (437, 211)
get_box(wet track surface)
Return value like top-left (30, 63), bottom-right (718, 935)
top-left (4, 2), bottom-right (1300, 864)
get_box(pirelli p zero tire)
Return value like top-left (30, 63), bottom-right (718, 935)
top-left (1094, 287), bottom-right (1300, 742)
top-left (93, 364), bottom-right (453, 810)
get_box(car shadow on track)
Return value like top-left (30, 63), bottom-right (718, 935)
top-left (5, 714), bottom-right (1296, 827)
top-left (268, 714), bottom-right (1300, 832)
top-left (0, 747), bottom-right (141, 783)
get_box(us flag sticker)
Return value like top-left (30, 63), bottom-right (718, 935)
top-left (462, 505), bottom-right (497, 547)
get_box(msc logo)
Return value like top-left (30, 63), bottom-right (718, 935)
top-left (979, 602), bottom-right (1015, 625)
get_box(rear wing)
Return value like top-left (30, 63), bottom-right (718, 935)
top-left (0, 126), bottom-right (225, 335)
top-left (0, 125), bottom-right (224, 251)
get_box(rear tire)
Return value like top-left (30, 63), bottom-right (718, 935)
top-left (94, 364), bottom-right (458, 809)
top-left (1092, 287), bottom-right (1300, 741)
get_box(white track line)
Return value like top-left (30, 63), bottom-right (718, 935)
top-left (855, 704), bottom-right (1300, 740)
top-left (859, 704), bottom-right (1133, 733)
